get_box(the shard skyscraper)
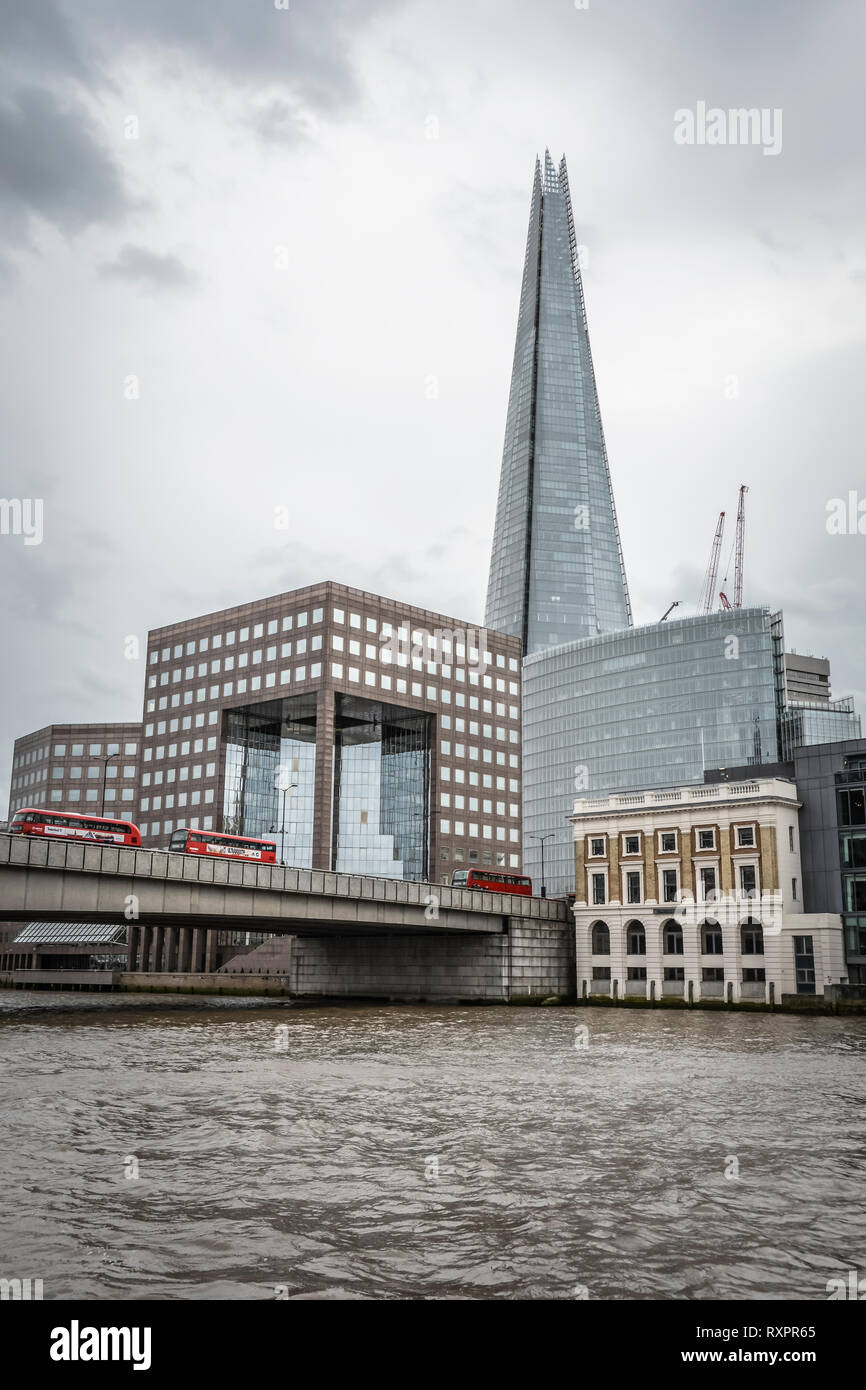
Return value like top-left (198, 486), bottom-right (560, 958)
top-left (485, 151), bottom-right (631, 656)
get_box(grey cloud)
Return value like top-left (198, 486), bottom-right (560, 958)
top-left (247, 98), bottom-right (311, 149)
top-left (76, 0), bottom-right (403, 108)
top-left (99, 244), bottom-right (199, 291)
top-left (0, 86), bottom-right (129, 250)
top-left (0, 0), bottom-right (94, 84)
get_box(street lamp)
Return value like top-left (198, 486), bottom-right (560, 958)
top-left (273, 767), bottom-right (299, 867)
top-left (529, 831), bottom-right (555, 898)
top-left (96, 751), bottom-right (120, 817)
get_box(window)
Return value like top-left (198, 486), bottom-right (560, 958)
top-left (739, 864), bottom-right (757, 898)
top-left (623, 834), bottom-right (640, 856)
top-left (591, 922), bottom-right (610, 954)
top-left (627, 921), bottom-right (646, 955)
top-left (741, 921), bottom-right (764, 955)
top-left (792, 877), bottom-right (797, 901)
top-left (702, 967), bottom-right (724, 983)
top-left (838, 788), bottom-right (866, 826)
top-left (697, 828), bottom-right (715, 850)
top-left (742, 968), bottom-right (765, 983)
top-left (788, 825), bottom-right (795, 852)
top-left (626, 871), bottom-right (641, 904)
top-left (736, 825), bottom-right (756, 848)
top-left (663, 920), bottom-right (684, 955)
top-left (793, 936), bottom-right (815, 994)
top-left (589, 837), bottom-right (606, 858)
top-left (659, 831), bottom-right (677, 853)
top-left (627, 966), bottom-right (647, 981)
top-left (662, 868), bottom-right (678, 903)
top-left (591, 873), bottom-right (606, 905)
top-left (702, 922), bottom-right (723, 954)
top-left (699, 866), bottom-right (717, 901)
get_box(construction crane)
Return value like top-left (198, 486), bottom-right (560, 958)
top-left (719, 484), bottom-right (748, 609)
top-left (660, 601), bottom-right (681, 621)
top-left (698, 511), bottom-right (725, 614)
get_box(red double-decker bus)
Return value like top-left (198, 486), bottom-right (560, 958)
top-left (450, 868), bottom-right (532, 896)
top-left (9, 808), bottom-right (142, 847)
top-left (168, 827), bottom-right (277, 863)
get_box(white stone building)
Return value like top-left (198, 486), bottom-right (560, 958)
top-left (570, 779), bottom-right (846, 1005)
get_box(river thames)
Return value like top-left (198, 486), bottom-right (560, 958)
top-left (0, 992), bottom-right (863, 1300)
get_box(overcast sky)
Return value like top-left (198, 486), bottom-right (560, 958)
top-left (1, 0), bottom-right (864, 814)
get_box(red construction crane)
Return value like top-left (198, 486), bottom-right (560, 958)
top-left (719, 484), bottom-right (748, 609)
top-left (698, 511), bottom-right (726, 614)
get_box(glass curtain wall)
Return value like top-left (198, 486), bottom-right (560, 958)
top-left (223, 695), bottom-right (317, 866)
top-left (333, 694), bottom-right (430, 880)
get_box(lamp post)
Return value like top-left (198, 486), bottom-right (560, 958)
top-left (97, 751), bottom-right (120, 817)
top-left (529, 831), bottom-right (555, 898)
top-left (273, 766), bottom-right (298, 867)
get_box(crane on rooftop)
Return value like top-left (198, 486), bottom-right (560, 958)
top-left (698, 511), bottom-right (726, 615)
top-left (719, 484), bottom-right (748, 610)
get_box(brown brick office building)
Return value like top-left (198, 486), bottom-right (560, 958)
top-left (8, 723), bottom-right (142, 821)
top-left (138, 582), bottom-right (523, 881)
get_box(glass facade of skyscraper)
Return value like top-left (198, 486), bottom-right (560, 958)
top-left (521, 608), bottom-right (784, 897)
top-left (780, 700), bottom-right (861, 760)
top-left (485, 151), bottom-right (631, 655)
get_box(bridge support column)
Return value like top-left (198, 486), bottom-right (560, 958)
top-left (177, 927), bottom-right (192, 973)
top-left (191, 928), bottom-right (205, 973)
top-left (126, 925), bottom-right (140, 971)
top-left (139, 925), bottom-right (152, 973)
top-left (204, 930), bottom-right (216, 973)
top-left (164, 927), bottom-right (178, 973)
top-left (152, 927), bottom-right (165, 972)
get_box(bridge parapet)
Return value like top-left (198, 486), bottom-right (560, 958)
top-left (0, 834), bottom-right (569, 924)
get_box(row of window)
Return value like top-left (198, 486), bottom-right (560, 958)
top-left (143, 818), bottom-right (214, 835)
top-left (140, 791), bottom-right (214, 812)
top-left (145, 672), bottom-right (519, 715)
top-left (147, 644), bottom-right (521, 695)
top-left (440, 795), bottom-right (519, 816)
top-left (150, 611), bottom-right (325, 661)
top-left (587, 824), bottom-right (761, 858)
top-left (11, 788), bottom-right (136, 807)
top-left (588, 862), bottom-right (766, 905)
top-left (149, 609), bottom-right (520, 670)
top-left (140, 765), bottom-right (214, 787)
top-left (439, 820), bottom-right (520, 843)
top-left (589, 920), bottom-right (766, 955)
top-left (591, 966), bottom-right (768, 984)
top-left (438, 848), bottom-right (521, 869)
top-left (14, 741), bottom-right (138, 768)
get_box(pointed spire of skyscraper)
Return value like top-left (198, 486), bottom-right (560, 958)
top-left (485, 153), bottom-right (632, 655)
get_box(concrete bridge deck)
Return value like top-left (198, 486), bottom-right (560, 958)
top-left (0, 833), bottom-right (568, 936)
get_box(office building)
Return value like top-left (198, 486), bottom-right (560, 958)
top-left (780, 699), bottom-right (861, 760)
top-left (570, 777), bottom-right (845, 1003)
top-left (522, 607), bottom-right (785, 896)
top-left (793, 738), bottom-right (866, 982)
top-left (140, 581), bottom-right (522, 880)
top-left (783, 652), bottom-right (831, 704)
top-left (7, 723), bottom-right (142, 820)
top-left (485, 151), bottom-right (631, 656)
